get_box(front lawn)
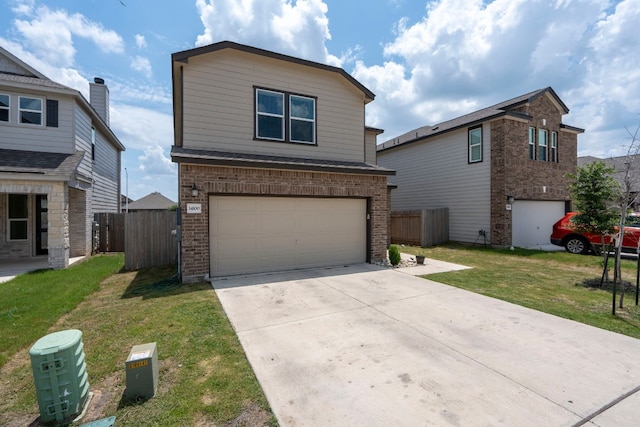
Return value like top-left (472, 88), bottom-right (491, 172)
top-left (400, 243), bottom-right (640, 339)
top-left (0, 256), bottom-right (275, 426)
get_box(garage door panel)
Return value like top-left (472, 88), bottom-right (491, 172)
top-left (512, 201), bottom-right (565, 248)
top-left (210, 196), bottom-right (366, 276)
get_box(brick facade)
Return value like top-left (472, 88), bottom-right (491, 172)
top-left (179, 164), bottom-right (389, 283)
top-left (490, 95), bottom-right (578, 246)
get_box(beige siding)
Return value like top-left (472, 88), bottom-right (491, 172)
top-left (378, 126), bottom-right (492, 243)
top-left (0, 90), bottom-right (74, 153)
top-left (92, 131), bottom-right (120, 213)
top-left (181, 49), bottom-right (366, 162)
top-left (364, 129), bottom-right (378, 164)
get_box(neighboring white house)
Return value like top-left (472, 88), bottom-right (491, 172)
top-left (0, 46), bottom-right (125, 269)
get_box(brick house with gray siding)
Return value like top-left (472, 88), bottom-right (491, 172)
top-left (0, 46), bottom-right (124, 269)
top-left (170, 41), bottom-right (393, 282)
top-left (378, 87), bottom-right (583, 249)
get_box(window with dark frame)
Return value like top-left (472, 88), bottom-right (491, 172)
top-left (0, 94), bottom-right (9, 122)
top-left (19, 96), bottom-right (42, 125)
top-left (468, 126), bottom-right (482, 163)
top-left (528, 127), bottom-right (536, 160)
top-left (255, 88), bottom-right (316, 144)
top-left (551, 131), bottom-right (558, 162)
top-left (91, 127), bottom-right (96, 160)
top-left (8, 194), bottom-right (28, 241)
top-left (538, 129), bottom-right (548, 161)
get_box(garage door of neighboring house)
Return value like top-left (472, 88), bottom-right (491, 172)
top-left (512, 201), bottom-right (566, 248)
top-left (209, 196), bottom-right (367, 276)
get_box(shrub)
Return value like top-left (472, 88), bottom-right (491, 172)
top-left (389, 245), bottom-right (401, 266)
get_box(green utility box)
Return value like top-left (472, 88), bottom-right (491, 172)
top-left (29, 329), bottom-right (90, 424)
top-left (125, 342), bottom-right (158, 400)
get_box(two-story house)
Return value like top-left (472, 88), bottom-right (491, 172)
top-left (170, 41), bottom-right (394, 282)
top-left (0, 46), bottom-right (125, 269)
top-left (377, 87), bottom-right (584, 249)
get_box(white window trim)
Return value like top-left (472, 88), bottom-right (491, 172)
top-left (256, 89), bottom-right (285, 141)
top-left (551, 131), bottom-right (558, 162)
top-left (0, 93), bottom-right (9, 123)
top-left (18, 95), bottom-right (43, 126)
top-left (289, 94), bottom-right (316, 144)
top-left (538, 129), bottom-right (548, 161)
top-left (528, 127), bottom-right (536, 160)
top-left (468, 126), bottom-right (482, 163)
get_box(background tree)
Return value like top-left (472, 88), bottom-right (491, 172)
top-left (567, 161), bottom-right (620, 255)
top-left (610, 126), bottom-right (640, 310)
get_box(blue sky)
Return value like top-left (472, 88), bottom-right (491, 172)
top-left (1, 0), bottom-right (639, 202)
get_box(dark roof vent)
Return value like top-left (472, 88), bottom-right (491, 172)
top-left (94, 77), bottom-right (105, 85)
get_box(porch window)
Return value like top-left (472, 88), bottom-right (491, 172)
top-left (538, 129), bottom-right (548, 161)
top-left (468, 126), bottom-right (482, 163)
top-left (0, 94), bottom-right (8, 122)
top-left (8, 194), bottom-right (28, 240)
top-left (19, 96), bottom-right (42, 125)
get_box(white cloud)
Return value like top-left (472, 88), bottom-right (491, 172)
top-left (11, 2), bottom-right (124, 67)
top-left (109, 103), bottom-right (173, 152)
top-left (131, 55), bottom-right (152, 78)
top-left (137, 145), bottom-right (176, 176)
top-left (349, 0), bottom-right (638, 159)
top-left (194, 0), bottom-right (341, 65)
top-left (135, 34), bottom-right (147, 49)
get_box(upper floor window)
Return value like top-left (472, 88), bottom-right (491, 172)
top-left (255, 88), bottom-right (316, 144)
top-left (0, 94), bottom-right (9, 122)
top-left (528, 127), bottom-right (536, 160)
top-left (538, 129), bottom-right (548, 161)
top-left (551, 131), bottom-right (558, 162)
top-left (19, 96), bottom-right (42, 125)
top-left (91, 127), bottom-right (96, 160)
top-left (8, 194), bottom-right (28, 241)
top-left (468, 126), bottom-right (482, 163)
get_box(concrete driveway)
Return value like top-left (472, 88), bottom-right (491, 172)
top-left (212, 263), bottom-right (640, 426)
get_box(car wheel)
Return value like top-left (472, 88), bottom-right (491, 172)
top-left (565, 236), bottom-right (589, 255)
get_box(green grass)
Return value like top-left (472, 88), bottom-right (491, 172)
top-left (400, 243), bottom-right (640, 338)
top-left (0, 254), bottom-right (124, 368)
top-left (0, 259), bottom-right (275, 426)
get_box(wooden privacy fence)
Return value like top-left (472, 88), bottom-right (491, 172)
top-left (95, 212), bottom-right (125, 252)
top-left (390, 208), bottom-right (449, 247)
top-left (95, 211), bottom-right (178, 270)
top-left (124, 211), bottom-right (178, 270)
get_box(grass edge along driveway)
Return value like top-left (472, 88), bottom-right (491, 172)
top-left (400, 243), bottom-right (640, 339)
top-left (0, 255), bottom-right (276, 427)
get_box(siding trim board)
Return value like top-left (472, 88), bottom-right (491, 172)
top-left (171, 147), bottom-right (395, 176)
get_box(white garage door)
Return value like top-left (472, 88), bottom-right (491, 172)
top-left (210, 196), bottom-right (367, 276)
top-left (512, 201), bottom-right (566, 248)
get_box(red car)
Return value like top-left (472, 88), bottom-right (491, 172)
top-left (550, 212), bottom-right (640, 254)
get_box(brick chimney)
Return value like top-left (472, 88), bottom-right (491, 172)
top-left (89, 77), bottom-right (110, 126)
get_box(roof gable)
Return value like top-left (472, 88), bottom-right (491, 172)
top-left (0, 46), bottom-right (47, 79)
top-left (172, 41), bottom-right (374, 102)
top-left (127, 192), bottom-right (176, 210)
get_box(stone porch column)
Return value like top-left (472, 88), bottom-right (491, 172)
top-left (47, 182), bottom-right (69, 269)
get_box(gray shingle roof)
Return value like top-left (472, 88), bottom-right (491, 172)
top-left (127, 192), bottom-right (176, 210)
top-left (0, 148), bottom-right (84, 178)
top-left (0, 72), bottom-right (74, 92)
top-left (378, 87), bottom-right (577, 152)
top-left (171, 146), bottom-right (395, 176)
